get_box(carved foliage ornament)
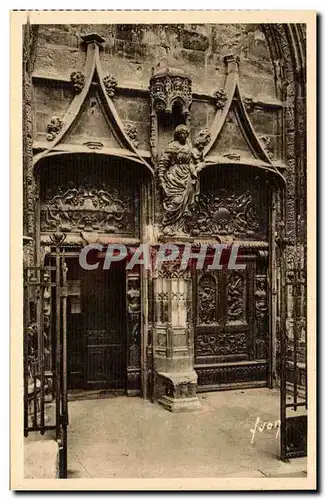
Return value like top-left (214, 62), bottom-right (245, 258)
top-left (243, 96), bottom-right (255, 113)
top-left (150, 71), bottom-right (192, 115)
top-left (124, 123), bottom-right (139, 148)
top-left (213, 88), bottom-right (228, 110)
top-left (70, 71), bottom-right (85, 94)
top-left (103, 74), bottom-right (118, 97)
top-left (46, 116), bottom-right (64, 141)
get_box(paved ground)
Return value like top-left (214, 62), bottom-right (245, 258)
top-left (65, 388), bottom-right (307, 478)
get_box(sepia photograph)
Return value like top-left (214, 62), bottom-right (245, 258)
top-left (10, 10), bottom-right (316, 490)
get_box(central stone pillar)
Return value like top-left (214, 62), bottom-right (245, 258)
top-left (153, 261), bottom-right (200, 412)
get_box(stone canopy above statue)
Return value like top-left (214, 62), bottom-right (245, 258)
top-left (149, 66), bottom-right (192, 116)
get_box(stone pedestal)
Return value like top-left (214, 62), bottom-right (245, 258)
top-left (157, 371), bottom-right (201, 412)
top-left (152, 263), bottom-right (201, 412)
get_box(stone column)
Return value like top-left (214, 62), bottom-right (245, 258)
top-left (153, 262), bottom-right (200, 412)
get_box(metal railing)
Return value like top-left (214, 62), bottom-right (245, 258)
top-left (24, 241), bottom-right (68, 477)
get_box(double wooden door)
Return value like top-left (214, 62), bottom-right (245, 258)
top-left (194, 256), bottom-right (270, 390)
top-left (67, 259), bottom-right (126, 390)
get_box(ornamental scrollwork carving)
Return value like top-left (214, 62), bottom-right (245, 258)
top-left (213, 88), bottom-right (228, 110)
top-left (103, 74), bottom-right (118, 97)
top-left (150, 68), bottom-right (192, 115)
top-left (46, 116), bottom-right (64, 141)
top-left (124, 123), bottom-right (139, 148)
top-left (196, 332), bottom-right (247, 357)
top-left (157, 125), bottom-right (210, 235)
top-left (41, 181), bottom-right (135, 235)
top-left (70, 71), bottom-right (85, 94)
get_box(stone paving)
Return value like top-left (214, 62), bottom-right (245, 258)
top-left (65, 388), bottom-right (307, 478)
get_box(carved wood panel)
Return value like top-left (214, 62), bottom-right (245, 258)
top-left (194, 257), bottom-right (269, 390)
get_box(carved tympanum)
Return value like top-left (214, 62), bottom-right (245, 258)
top-left (158, 125), bottom-right (210, 234)
top-left (46, 116), bottom-right (64, 141)
top-left (40, 181), bottom-right (135, 235)
top-left (103, 74), bottom-right (118, 97)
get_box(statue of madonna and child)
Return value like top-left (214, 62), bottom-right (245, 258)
top-left (157, 124), bottom-right (211, 234)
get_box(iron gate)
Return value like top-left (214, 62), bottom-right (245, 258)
top-left (24, 240), bottom-right (68, 478)
top-left (278, 225), bottom-right (307, 461)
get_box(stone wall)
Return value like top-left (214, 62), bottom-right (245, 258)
top-left (32, 24), bottom-right (282, 161)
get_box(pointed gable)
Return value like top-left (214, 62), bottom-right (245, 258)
top-left (33, 33), bottom-right (153, 175)
top-left (204, 55), bottom-right (272, 165)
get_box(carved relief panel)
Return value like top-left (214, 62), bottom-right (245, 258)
top-left (40, 159), bottom-right (140, 238)
top-left (197, 273), bottom-right (219, 325)
top-left (226, 271), bottom-right (247, 325)
top-left (185, 166), bottom-right (269, 241)
top-left (254, 253), bottom-right (269, 361)
top-left (126, 271), bottom-right (141, 395)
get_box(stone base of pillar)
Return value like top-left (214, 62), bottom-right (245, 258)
top-left (156, 371), bottom-right (201, 413)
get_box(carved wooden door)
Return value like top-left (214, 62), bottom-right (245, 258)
top-left (82, 261), bottom-right (126, 390)
top-left (194, 256), bottom-right (269, 390)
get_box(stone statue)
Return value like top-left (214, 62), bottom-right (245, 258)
top-left (158, 125), bottom-right (211, 230)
